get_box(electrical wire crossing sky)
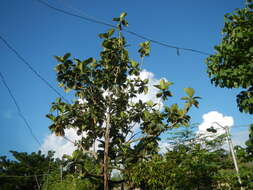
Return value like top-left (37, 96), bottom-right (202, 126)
top-left (0, 0), bottom-right (251, 156)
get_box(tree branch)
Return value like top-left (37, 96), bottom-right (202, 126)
top-left (125, 135), bottom-right (155, 144)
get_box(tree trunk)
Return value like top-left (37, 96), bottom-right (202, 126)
top-left (104, 111), bottom-right (111, 190)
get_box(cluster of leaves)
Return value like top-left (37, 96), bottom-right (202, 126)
top-left (46, 12), bottom-right (200, 189)
top-left (205, 0), bottom-right (253, 114)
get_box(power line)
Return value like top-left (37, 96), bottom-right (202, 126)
top-left (125, 30), bottom-right (211, 56)
top-left (0, 174), bottom-right (49, 178)
top-left (36, 0), bottom-right (115, 28)
top-left (63, 136), bottom-right (75, 144)
top-left (35, 0), bottom-right (211, 56)
top-left (0, 71), bottom-right (41, 146)
top-left (0, 35), bottom-right (69, 103)
top-left (233, 124), bottom-right (252, 128)
top-left (189, 123), bottom-right (252, 128)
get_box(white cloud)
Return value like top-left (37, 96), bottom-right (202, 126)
top-left (41, 70), bottom-right (165, 158)
top-left (158, 141), bottom-right (171, 154)
top-left (130, 69), bottom-right (162, 108)
top-left (126, 70), bottom-right (164, 140)
top-left (198, 111), bottom-right (234, 139)
top-left (40, 128), bottom-right (80, 158)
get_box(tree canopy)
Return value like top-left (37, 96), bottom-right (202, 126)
top-left (205, 0), bottom-right (253, 114)
top-left (2, 127), bottom-right (253, 190)
top-left (46, 13), bottom-right (200, 190)
top-left (0, 150), bottom-right (57, 190)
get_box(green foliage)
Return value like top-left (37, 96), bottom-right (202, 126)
top-left (245, 124), bottom-right (253, 158)
top-left (0, 151), bottom-right (57, 190)
top-left (1, 128), bottom-right (253, 189)
top-left (40, 151), bottom-right (102, 190)
top-left (47, 13), bottom-right (200, 188)
top-left (206, 0), bottom-right (253, 114)
top-left (127, 127), bottom-right (243, 190)
top-left (41, 174), bottom-right (100, 190)
top-left (239, 162), bottom-right (253, 189)
top-left (62, 150), bottom-right (101, 180)
top-left (138, 41), bottom-right (151, 58)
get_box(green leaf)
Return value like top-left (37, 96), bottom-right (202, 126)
top-left (144, 86), bottom-right (148, 94)
top-left (55, 64), bottom-right (64, 72)
top-left (171, 104), bottom-right (178, 111)
top-left (122, 20), bottom-right (128, 27)
top-left (166, 81), bottom-right (173, 87)
top-left (83, 57), bottom-right (95, 65)
top-left (120, 12), bottom-right (127, 20)
top-left (131, 60), bottom-right (138, 68)
top-left (99, 33), bottom-right (109, 39)
top-left (120, 112), bottom-right (125, 118)
top-left (154, 84), bottom-right (161, 90)
top-left (143, 110), bottom-right (150, 118)
top-left (72, 150), bottom-right (80, 159)
top-left (138, 41), bottom-right (150, 57)
top-left (50, 106), bottom-right (56, 112)
top-left (103, 40), bottom-right (113, 49)
top-left (78, 62), bottom-right (84, 73)
top-left (249, 47), bottom-right (253, 53)
top-left (146, 100), bottom-right (154, 107)
top-left (57, 105), bottom-right (65, 112)
top-left (54, 56), bottom-right (63, 62)
top-left (63, 53), bottom-right (71, 60)
top-left (143, 78), bottom-right (149, 84)
top-left (158, 79), bottom-right (173, 90)
top-left (46, 114), bottom-right (55, 121)
top-left (193, 101), bottom-right (199, 108)
top-left (237, 32), bottom-right (243, 38)
top-left (163, 90), bottom-right (173, 98)
top-left (56, 97), bottom-right (61, 103)
top-left (112, 17), bottom-right (120, 22)
top-left (184, 87), bottom-right (195, 97)
top-left (159, 79), bottom-right (166, 90)
top-left (181, 96), bottom-right (190, 101)
top-left (156, 92), bottom-right (163, 98)
top-left (107, 29), bottom-right (115, 37)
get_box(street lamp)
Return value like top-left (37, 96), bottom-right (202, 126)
top-left (211, 122), bottom-right (243, 188)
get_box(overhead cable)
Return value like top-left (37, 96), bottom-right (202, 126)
top-left (0, 35), bottom-right (69, 103)
top-left (0, 174), bottom-right (49, 178)
top-left (0, 71), bottom-right (41, 146)
top-left (35, 0), bottom-right (211, 56)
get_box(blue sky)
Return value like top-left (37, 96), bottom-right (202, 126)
top-left (0, 0), bottom-right (252, 157)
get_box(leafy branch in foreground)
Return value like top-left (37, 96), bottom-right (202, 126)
top-left (206, 0), bottom-right (253, 114)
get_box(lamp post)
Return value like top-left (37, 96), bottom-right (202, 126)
top-left (211, 122), bottom-right (243, 188)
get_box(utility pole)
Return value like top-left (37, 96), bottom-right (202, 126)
top-left (34, 174), bottom-right (41, 190)
top-left (212, 122), bottom-right (243, 189)
top-left (60, 164), bottom-right (63, 183)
